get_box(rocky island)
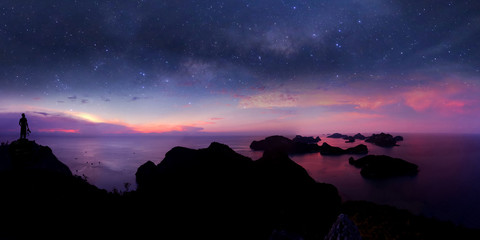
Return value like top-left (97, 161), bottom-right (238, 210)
top-left (365, 132), bottom-right (404, 147)
top-left (349, 155), bottom-right (419, 179)
top-left (250, 135), bottom-right (368, 155)
top-left (1, 138), bottom-right (477, 239)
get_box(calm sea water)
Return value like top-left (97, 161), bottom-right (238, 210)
top-left (1, 133), bottom-right (480, 228)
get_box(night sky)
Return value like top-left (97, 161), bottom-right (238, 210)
top-left (1, 0), bottom-right (479, 135)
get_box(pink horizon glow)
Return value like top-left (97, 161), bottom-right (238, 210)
top-left (1, 74), bottom-right (479, 136)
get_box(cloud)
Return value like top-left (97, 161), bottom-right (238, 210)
top-left (38, 128), bottom-right (80, 133)
top-left (33, 111), bottom-right (50, 116)
top-left (0, 111), bottom-right (136, 136)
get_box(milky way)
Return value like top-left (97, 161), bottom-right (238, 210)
top-left (1, 1), bottom-right (479, 135)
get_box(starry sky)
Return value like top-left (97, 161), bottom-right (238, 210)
top-left (1, 0), bottom-right (479, 135)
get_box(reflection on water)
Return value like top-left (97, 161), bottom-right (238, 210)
top-left (1, 133), bottom-right (480, 228)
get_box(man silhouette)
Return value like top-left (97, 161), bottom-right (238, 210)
top-left (19, 113), bottom-right (29, 139)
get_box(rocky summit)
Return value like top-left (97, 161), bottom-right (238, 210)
top-left (0, 139), bottom-right (71, 175)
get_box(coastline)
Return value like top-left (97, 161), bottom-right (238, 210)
top-left (1, 133), bottom-right (480, 230)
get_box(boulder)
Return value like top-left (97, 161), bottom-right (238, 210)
top-left (349, 155), bottom-right (418, 179)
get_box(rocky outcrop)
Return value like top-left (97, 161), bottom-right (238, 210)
top-left (136, 142), bottom-right (341, 239)
top-left (365, 133), bottom-right (403, 147)
top-left (0, 139), bottom-right (72, 175)
top-left (1, 139), bottom-right (116, 239)
top-left (349, 155), bottom-right (418, 179)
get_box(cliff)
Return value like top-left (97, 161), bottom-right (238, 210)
top-left (0, 139), bottom-right (72, 175)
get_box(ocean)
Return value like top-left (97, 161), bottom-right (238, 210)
top-left (1, 133), bottom-right (480, 229)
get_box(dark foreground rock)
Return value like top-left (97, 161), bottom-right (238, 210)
top-left (136, 142), bottom-right (341, 239)
top-left (0, 139), bottom-right (72, 175)
top-left (0, 140), bottom-right (120, 239)
top-left (1, 139), bottom-right (340, 239)
top-left (342, 201), bottom-right (480, 240)
top-left (349, 155), bottom-right (418, 179)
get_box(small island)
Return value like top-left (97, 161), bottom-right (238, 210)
top-left (250, 135), bottom-right (368, 155)
top-left (365, 133), bottom-right (404, 147)
top-left (1, 138), bottom-right (478, 239)
top-left (349, 155), bottom-right (419, 179)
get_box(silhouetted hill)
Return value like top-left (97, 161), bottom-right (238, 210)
top-left (136, 142), bottom-right (341, 239)
top-left (0, 140), bottom-right (121, 239)
top-left (0, 139), bottom-right (71, 175)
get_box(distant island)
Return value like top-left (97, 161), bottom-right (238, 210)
top-left (250, 135), bottom-right (368, 155)
top-left (0, 138), bottom-right (478, 239)
top-left (327, 132), bottom-right (403, 146)
top-left (349, 155), bottom-right (419, 179)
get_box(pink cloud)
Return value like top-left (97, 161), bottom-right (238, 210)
top-left (38, 129), bottom-right (80, 133)
top-left (402, 82), bottom-right (478, 114)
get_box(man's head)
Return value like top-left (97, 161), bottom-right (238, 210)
top-left (21, 113), bottom-right (25, 117)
